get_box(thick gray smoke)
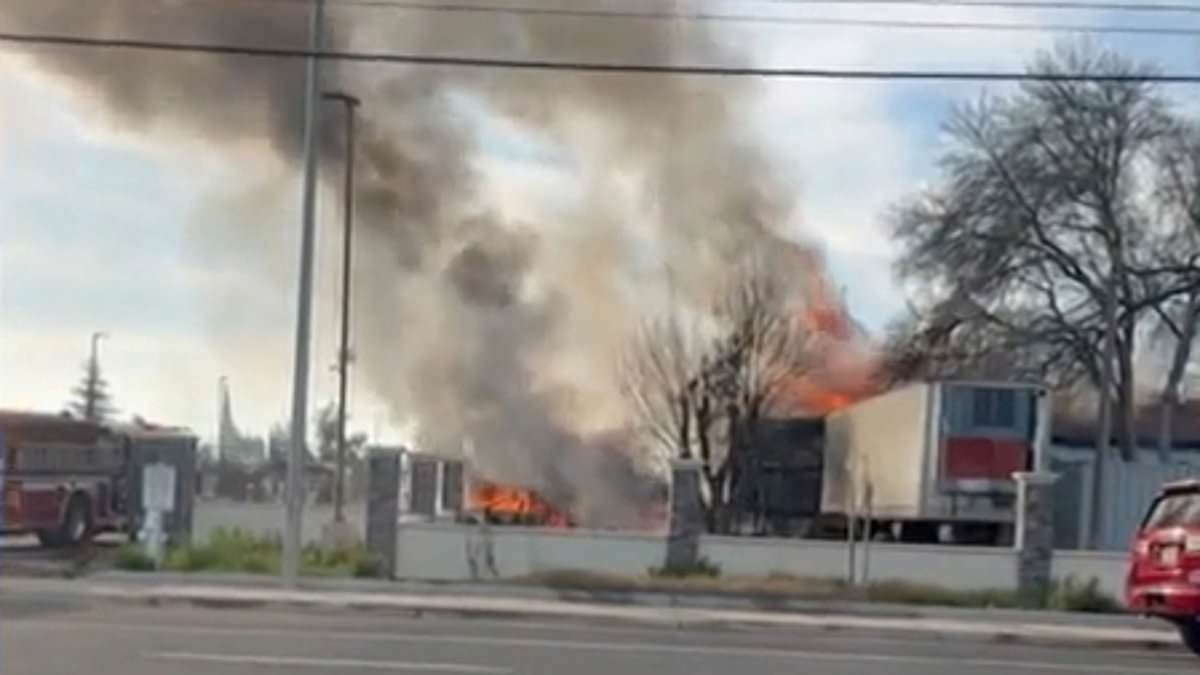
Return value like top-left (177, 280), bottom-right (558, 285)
top-left (3, 1), bottom-right (795, 525)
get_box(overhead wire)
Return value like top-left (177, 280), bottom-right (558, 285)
top-left (717, 0), bottom-right (1200, 14)
top-left (142, 0), bottom-right (1200, 38)
top-left (4, 30), bottom-right (1200, 82)
top-left (304, 0), bottom-right (1200, 38)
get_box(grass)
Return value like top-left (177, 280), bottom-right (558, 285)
top-left (515, 568), bottom-right (1121, 613)
top-left (114, 527), bottom-right (382, 578)
top-left (113, 543), bottom-right (157, 572)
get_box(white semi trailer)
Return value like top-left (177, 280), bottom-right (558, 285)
top-left (817, 380), bottom-right (1051, 544)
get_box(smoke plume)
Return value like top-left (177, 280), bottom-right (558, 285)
top-left (3, 1), bottom-right (799, 524)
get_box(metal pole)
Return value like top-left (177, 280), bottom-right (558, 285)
top-left (283, 0), bottom-right (326, 586)
top-left (323, 91), bottom-right (360, 524)
top-left (1089, 272), bottom-right (1117, 550)
top-left (846, 464), bottom-right (857, 587)
top-left (861, 481), bottom-right (873, 586)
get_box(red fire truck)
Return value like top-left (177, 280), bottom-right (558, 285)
top-left (0, 411), bottom-right (196, 547)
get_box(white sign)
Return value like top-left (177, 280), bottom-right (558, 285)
top-left (142, 462), bottom-right (177, 513)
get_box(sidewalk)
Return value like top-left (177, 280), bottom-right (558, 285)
top-left (0, 573), bottom-right (1182, 653)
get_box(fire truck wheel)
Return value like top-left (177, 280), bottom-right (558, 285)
top-left (34, 529), bottom-right (62, 548)
top-left (59, 495), bottom-right (93, 547)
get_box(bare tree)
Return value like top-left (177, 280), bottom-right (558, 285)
top-left (1148, 122), bottom-right (1200, 455)
top-left (892, 42), bottom-right (1180, 461)
top-left (620, 258), bottom-right (813, 532)
top-left (619, 311), bottom-right (703, 464)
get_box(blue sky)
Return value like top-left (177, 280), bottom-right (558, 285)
top-left (4, 5), bottom-right (1200, 442)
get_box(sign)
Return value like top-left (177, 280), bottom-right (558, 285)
top-left (142, 462), bottom-right (177, 513)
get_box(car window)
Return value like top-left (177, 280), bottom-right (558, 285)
top-left (1143, 492), bottom-right (1200, 530)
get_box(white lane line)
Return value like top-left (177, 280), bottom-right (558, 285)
top-left (23, 619), bottom-right (1191, 675)
top-left (146, 651), bottom-right (510, 673)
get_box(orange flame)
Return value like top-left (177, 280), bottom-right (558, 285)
top-left (772, 243), bottom-right (882, 416)
top-left (469, 482), bottom-right (572, 527)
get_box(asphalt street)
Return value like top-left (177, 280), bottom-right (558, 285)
top-left (1, 590), bottom-right (1195, 675)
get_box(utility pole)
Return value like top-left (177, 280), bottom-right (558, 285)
top-left (1089, 269), bottom-right (1118, 550)
top-left (283, 0), bottom-right (326, 586)
top-left (322, 90), bottom-right (360, 525)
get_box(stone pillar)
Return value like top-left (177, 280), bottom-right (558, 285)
top-left (410, 455), bottom-right (439, 519)
top-left (664, 459), bottom-right (705, 573)
top-left (365, 448), bottom-right (401, 579)
top-left (1013, 471), bottom-right (1058, 603)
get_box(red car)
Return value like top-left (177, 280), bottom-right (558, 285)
top-left (1126, 479), bottom-right (1200, 655)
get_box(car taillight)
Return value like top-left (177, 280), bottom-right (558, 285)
top-left (1157, 543), bottom-right (1184, 567)
top-left (1136, 539), bottom-right (1150, 556)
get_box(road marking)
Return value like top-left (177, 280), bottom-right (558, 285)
top-left (146, 652), bottom-right (510, 673)
top-left (17, 619), bottom-right (1190, 674)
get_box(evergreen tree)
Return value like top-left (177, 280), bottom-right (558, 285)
top-left (68, 353), bottom-right (114, 421)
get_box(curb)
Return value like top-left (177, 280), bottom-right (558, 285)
top-left (85, 571), bottom-right (1143, 629)
top-left (68, 582), bottom-right (1182, 654)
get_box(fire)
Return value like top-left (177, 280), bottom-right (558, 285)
top-left (469, 482), bottom-right (572, 527)
top-left (772, 243), bottom-right (882, 416)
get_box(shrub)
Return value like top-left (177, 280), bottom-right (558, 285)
top-left (863, 579), bottom-right (1019, 608)
top-left (1046, 576), bottom-right (1121, 613)
top-left (648, 556), bottom-right (722, 579)
top-left (162, 527), bottom-right (281, 574)
top-left (113, 544), bottom-right (157, 572)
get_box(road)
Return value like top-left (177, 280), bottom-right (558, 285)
top-left (1, 591), bottom-right (1194, 675)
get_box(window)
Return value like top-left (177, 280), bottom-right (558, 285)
top-left (1143, 492), bottom-right (1200, 530)
top-left (970, 387), bottom-right (1017, 429)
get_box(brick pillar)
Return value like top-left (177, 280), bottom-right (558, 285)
top-left (1013, 471), bottom-right (1058, 603)
top-left (365, 448), bottom-right (401, 579)
top-left (665, 459), bottom-right (705, 573)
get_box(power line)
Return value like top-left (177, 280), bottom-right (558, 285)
top-left (323, 1), bottom-right (1200, 38)
top-left (5, 30), bottom-right (1200, 82)
top-left (170, 0), bottom-right (1200, 38)
top-left (726, 0), bottom-right (1200, 14)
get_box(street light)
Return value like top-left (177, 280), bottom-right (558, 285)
top-left (322, 90), bottom-right (361, 525)
top-left (283, 0), bottom-right (326, 586)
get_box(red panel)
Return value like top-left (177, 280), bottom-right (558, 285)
top-left (17, 489), bottom-right (64, 528)
top-left (943, 437), bottom-right (1028, 480)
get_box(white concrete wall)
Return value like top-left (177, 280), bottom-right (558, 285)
top-left (1052, 550), bottom-right (1128, 599)
top-left (395, 523), bottom-right (664, 580)
top-left (704, 536), bottom-right (1019, 591)
top-left (395, 525), bottom-right (1017, 590)
top-left (701, 535), bottom-right (846, 579)
top-left (393, 524), bottom-right (1120, 597)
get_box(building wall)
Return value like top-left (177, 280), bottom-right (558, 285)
top-left (1049, 445), bottom-right (1200, 550)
